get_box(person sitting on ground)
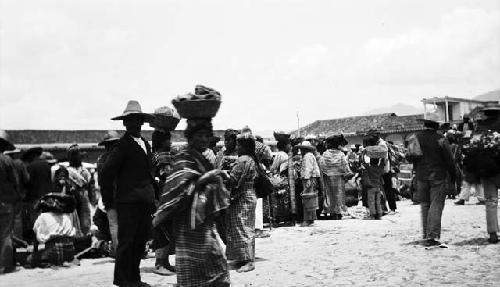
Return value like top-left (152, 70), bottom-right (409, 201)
top-left (28, 191), bottom-right (78, 267)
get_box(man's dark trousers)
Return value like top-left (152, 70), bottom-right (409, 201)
top-left (113, 203), bottom-right (153, 286)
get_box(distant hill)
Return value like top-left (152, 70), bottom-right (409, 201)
top-left (363, 103), bottom-right (423, 116)
top-left (474, 89), bottom-right (500, 102)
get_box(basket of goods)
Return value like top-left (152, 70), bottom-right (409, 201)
top-left (365, 145), bottom-right (388, 159)
top-left (172, 85), bottom-right (222, 119)
top-left (273, 131), bottom-right (291, 142)
top-left (149, 106), bottom-right (181, 131)
top-left (463, 131), bottom-right (500, 178)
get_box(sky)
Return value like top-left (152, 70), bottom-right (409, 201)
top-left (1, 0), bottom-right (499, 133)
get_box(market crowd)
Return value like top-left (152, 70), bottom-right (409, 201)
top-left (1, 85), bottom-right (499, 287)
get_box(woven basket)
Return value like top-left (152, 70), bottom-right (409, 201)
top-left (365, 145), bottom-right (388, 159)
top-left (149, 115), bottom-right (180, 131)
top-left (273, 132), bottom-right (291, 142)
top-left (172, 99), bottom-right (221, 119)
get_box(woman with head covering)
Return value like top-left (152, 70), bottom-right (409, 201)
top-left (225, 131), bottom-right (258, 272)
top-left (66, 144), bottom-right (92, 234)
top-left (150, 106), bottom-right (180, 276)
top-left (297, 141), bottom-right (321, 226)
top-left (154, 117), bottom-right (231, 286)
top-left (215, 129), bottom-right (239, 170)
top-left (320, 135), bottom-right (353, 220)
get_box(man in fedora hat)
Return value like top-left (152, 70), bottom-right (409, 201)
top-left (0, 130), bottom-right (20, 273)
top-left (410, 117), bottom-right (456, 247)
top-left (100, 100), bottom-right (157, 287)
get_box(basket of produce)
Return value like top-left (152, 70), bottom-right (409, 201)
top-left (365, 145), bottom-right (388, 159)
top-left (149, 106), bottom-right (181, 131)
top-left (273, 131), bottom-right (291, 142)
top-left (172, 85), bottom-right (222, 119)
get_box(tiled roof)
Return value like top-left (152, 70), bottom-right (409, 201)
top-left (295, 113), bottom-right (425, 137)
top-left (6, 130), bottom-right (225, 145)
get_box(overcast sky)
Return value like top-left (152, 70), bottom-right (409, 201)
top-left (1, 0), bottom-right (499, 132)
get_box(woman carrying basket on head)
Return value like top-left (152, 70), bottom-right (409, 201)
top-left (154, 86), bottom-right (231, 287)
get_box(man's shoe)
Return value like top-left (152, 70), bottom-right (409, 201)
top-left (488, 233), bottom-right (499, 244)
top-left (454, 199), bottom-right (465, 205)
top-left (476, 201), bottom-right (485, 205)
top-left (424, 238), bottom-right (441, 247)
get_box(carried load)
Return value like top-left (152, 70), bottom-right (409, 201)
top-left (172, 85), bottom-right (222, 119)
top-left (149, 106), bottom-right (180, 131)
top-left (365, 144), bottom-right (388, 159)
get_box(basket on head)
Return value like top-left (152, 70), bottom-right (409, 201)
top-left (273, 131), bottom-right (291, 142)
top-left (365, 145), bottom-right (388, 159)
top-left (172, 99), bottom-right (221, 119)
top-left (149, 106), bottom-right (181, 131)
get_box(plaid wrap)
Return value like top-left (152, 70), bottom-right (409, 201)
top-left (42, 236), bottom-right (75, 265)
top-left (323, 174), bottom-right (346, 214)
top-left (226, 189), bottom-right (256, 262)
top-left (154, 148), bottom-right (230, 286)
top-left (226, 155), bottom-right (257, 262)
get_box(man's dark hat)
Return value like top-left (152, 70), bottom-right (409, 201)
top-left (98, 130), bottom-right (121, 146)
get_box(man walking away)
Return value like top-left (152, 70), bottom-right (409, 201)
top-left (408, 118), bottom-right (456, 247)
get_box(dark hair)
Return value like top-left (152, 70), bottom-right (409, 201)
top-left (277, 140), bottom-right (287, 151)
top-left (184, 118), bottom-right (213, 140)
top-left (68, 150), bottom-right (82, 168)
top-left (152, 130), bottom-right (171, 152)
top-left (237, 137), bottom-right (256, 157)
top-left (316, 142), bottom-right (327, 154)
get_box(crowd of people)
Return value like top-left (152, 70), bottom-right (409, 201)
top-left (1, 86), bottom-right (499, 286)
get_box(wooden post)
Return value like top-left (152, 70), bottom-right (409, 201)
top-left (288, 151), bottom-right (296, 215)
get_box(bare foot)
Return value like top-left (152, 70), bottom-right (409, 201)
top-left (236, 262), bottom-right (255, 273)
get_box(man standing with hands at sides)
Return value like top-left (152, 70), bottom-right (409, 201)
top-left (408, 117), bottom-right (456, 247)
top-left (100, 100), bottom-right (157, 287)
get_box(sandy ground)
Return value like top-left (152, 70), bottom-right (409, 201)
top-left (2, 198), bottom-right (500, 287)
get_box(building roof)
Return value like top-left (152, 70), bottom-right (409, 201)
top-left (422, 96), bottom-right (496, 105)
top-left (294, 113), bottom-right (425, 137)
top-left (5, 130), bottom-right (225, 146)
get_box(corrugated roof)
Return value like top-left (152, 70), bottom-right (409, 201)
top-left (294, 113), bottom-right (425, 137)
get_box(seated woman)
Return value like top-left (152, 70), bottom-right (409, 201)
top-left (28, 191), bottom-right (78, 267)
top-left (225, 132), bottom-right (258, 272)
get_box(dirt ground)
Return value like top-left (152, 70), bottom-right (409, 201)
top-left (2, 198), bottom-right (499, 287)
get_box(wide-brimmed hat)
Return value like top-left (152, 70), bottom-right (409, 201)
top-left (111, 100), bottom-right (154, 122)
top-left (0, 130), bottom-right (15, 152)
top-left (40, 151), bottom-right (58, 164)
top-left (98, 130), bottom-right (121, 146)
top-left (296, 140), bottom-right (316, 151)
top-left (21, 147), bottom-right (43, 162)
top-left (4, 148), bottom-right (21, 155)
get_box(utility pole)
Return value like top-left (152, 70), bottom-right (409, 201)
top-left (296, 111), bottom-right (300, 138)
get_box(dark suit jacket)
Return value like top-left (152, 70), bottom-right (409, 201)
top-left (100, 132), bottom-right (157, 208)
top-left (414, 129), bottom-right (456, 181)
top-left (25, 158), bottom-right (52, 202)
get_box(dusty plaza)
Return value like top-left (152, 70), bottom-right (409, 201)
top-left (2, 199), bottom-right (499, 287)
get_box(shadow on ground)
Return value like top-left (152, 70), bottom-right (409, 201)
top-left (452, 237), bottom-right (490, 246)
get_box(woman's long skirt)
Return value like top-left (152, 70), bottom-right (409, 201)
top-left (226, 189), bottom-right (257, 263)
top-left (324, 175), bottom-right (346, 214)
top-left (175, 218), bottom-right (230, 287)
